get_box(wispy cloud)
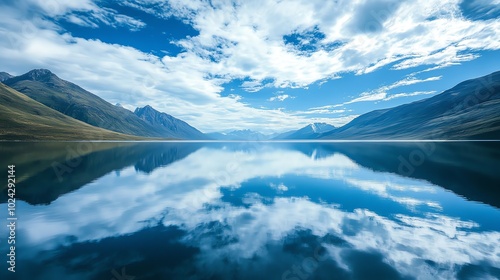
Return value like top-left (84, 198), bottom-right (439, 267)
top-left (0, 0), bottom-right (498, 132)
top-left (121, 0), bottom-right (500, 90)
top-left (383, 91), bottom-right (436, 101)
top-left (332, 75), bottom-right (442, 106)
top-left (296, 105), bottom-right (348, 115)
top-left (30, 0), bottom-right (146, 31)
top-left (384, 76), bottom-right (442, 91)
top-left (393, 47), bottom-right (481, 70)
top-left (462, 0), bottom-right (500, 19)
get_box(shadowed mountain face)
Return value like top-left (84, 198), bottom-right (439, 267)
top-left (0, 72), bottom-right (12, 82)
top-left (134, 105), bottom-right (208, 140)
top-left (2, 141), bottom-right (498, 210)
top-left (0, 142), bottom-right (202, 205)
top-left (0, 83), bottom-right (139, 140)
top-left (3, 69), bottom-right (206, 139)
top-left (4, 69), bottom-right (161, 137)
top-left (321, 71), bottom-right (500, 140)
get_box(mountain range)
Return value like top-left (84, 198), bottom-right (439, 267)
top-left (0, 69), bottom-right (499, 140)
top-left (2, 69), bottom-right (206, 140)
top-left (134, 105), bottom-right (208, 139)
top-left (207, 123), bottom-right (337, 140)
top-left (319, 70), bottom-right (500, 140)
top-left (0, 72), bottom-right (13, 82)
top-left (0, 82), bottom-right (138, 140)
top-left (206, 129), bottom-right (270, 141)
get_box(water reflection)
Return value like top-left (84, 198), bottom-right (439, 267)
top-left (0, 142), bottom-right (499, 279)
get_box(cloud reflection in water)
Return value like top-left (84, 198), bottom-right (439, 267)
top-left (1, 142), bottom-right (499, 279)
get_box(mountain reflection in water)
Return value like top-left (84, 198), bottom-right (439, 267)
top-left (0, 141), bottom-right (499, 280)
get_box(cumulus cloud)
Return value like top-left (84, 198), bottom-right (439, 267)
top-left (123, 0), bottom-right (500, 85)
top-left (0, 8), bottom-right (341, 133)
top-left (0, 0), bottom-right (498, 132)
top-left (269, 94), bottom-right (292, 102)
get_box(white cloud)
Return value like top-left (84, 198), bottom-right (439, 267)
top-left (284, 115), bottom-right (359, 127)
top-left (241, 80), bottom-right (270, 92)
top-left (269, 94), bottom-right (292, 102)
top-left (123, 0), bottom-right (500, 88)
top-left (29, 0), bottom-right (146, 31)
top-left (348, 91), bottom-right (389, 104)
top-left (295, 105), bottom-right (348, 115)
top-left (0, 5), bottom-right (339, 133)
top-left (383, 91), bottom-right (436, 101)
top-left (227, 93), bottom-right (242, 101)
top-left (270, 183), bottom-right (289, 192)
top-left (29, 0), bottom-right (96, 16)
top-left (465, 0), bottom-right (500, 18)
top-left (392, 46), bottom-right (481, 70)
top-left (386, 75), bottom-right (442, 89)
top-left (0, 0), bottom-right (499, 132)
top-left (331, 74), bottom-right (442, 106)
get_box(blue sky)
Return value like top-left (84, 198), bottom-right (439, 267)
top-left (0, 0), bottom-right (499, 133)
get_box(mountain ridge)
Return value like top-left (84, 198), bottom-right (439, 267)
top-left (3, 69), bottom-right (207, 139)
top-left (0, 82), bottom-right (142, 140)
top-left (320, 71), bottom-right (500, 140)
top-left (207, 129), bottom-right (270, 140)
top-left (1, 69), bottom-right (499, 140)
top-left (134, 105), bottom-right (208, 140)
top-left (0, 72), bottom-right (13, 82)
top-left (277, 123), bottom-right (336, 139)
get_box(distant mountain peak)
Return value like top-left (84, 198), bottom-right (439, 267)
top-left (11, 69), bottom-right (60, 83)
top-left (134, 105), bottom-right (158, 115)
top-left (274, 122), bottom-right (336, 140)
top-left (305, 122), bottom-right (335, 133)
top-left (320, 70), bottom-right (500, 140)
top-left (0, 72), bottom-right (13, 82)
top-left (27, 68), bottom-right (55, 77)
top-left (233, 129), bottom-right (252, 133)
top-left (206, 129), bottom-right (270, 140)
top-left (30, 68), bottom-right (52, 73)
top-left (308, 123), bottom-right (320, 132)
top-left (3, 69), bottom-right (70, 89)
top-left (138, 104), bottom-right (154, 109)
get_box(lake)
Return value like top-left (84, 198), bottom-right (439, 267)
top-left (0, 141), bottom-right (499, 280)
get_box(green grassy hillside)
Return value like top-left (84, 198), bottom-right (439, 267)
top-left (4, 69), bottom-right (166, 137)
top-left (0, 83), bottom-right (144, 140)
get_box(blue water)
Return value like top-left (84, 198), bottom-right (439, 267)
top-left (0, 142), bottom-right (499, 280)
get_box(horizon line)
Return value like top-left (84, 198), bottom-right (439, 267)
top-left (1, 140), bottom-right (500, 143)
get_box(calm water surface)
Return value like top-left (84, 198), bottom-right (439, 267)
top-left (0, 142), bottom-right (499, 280)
